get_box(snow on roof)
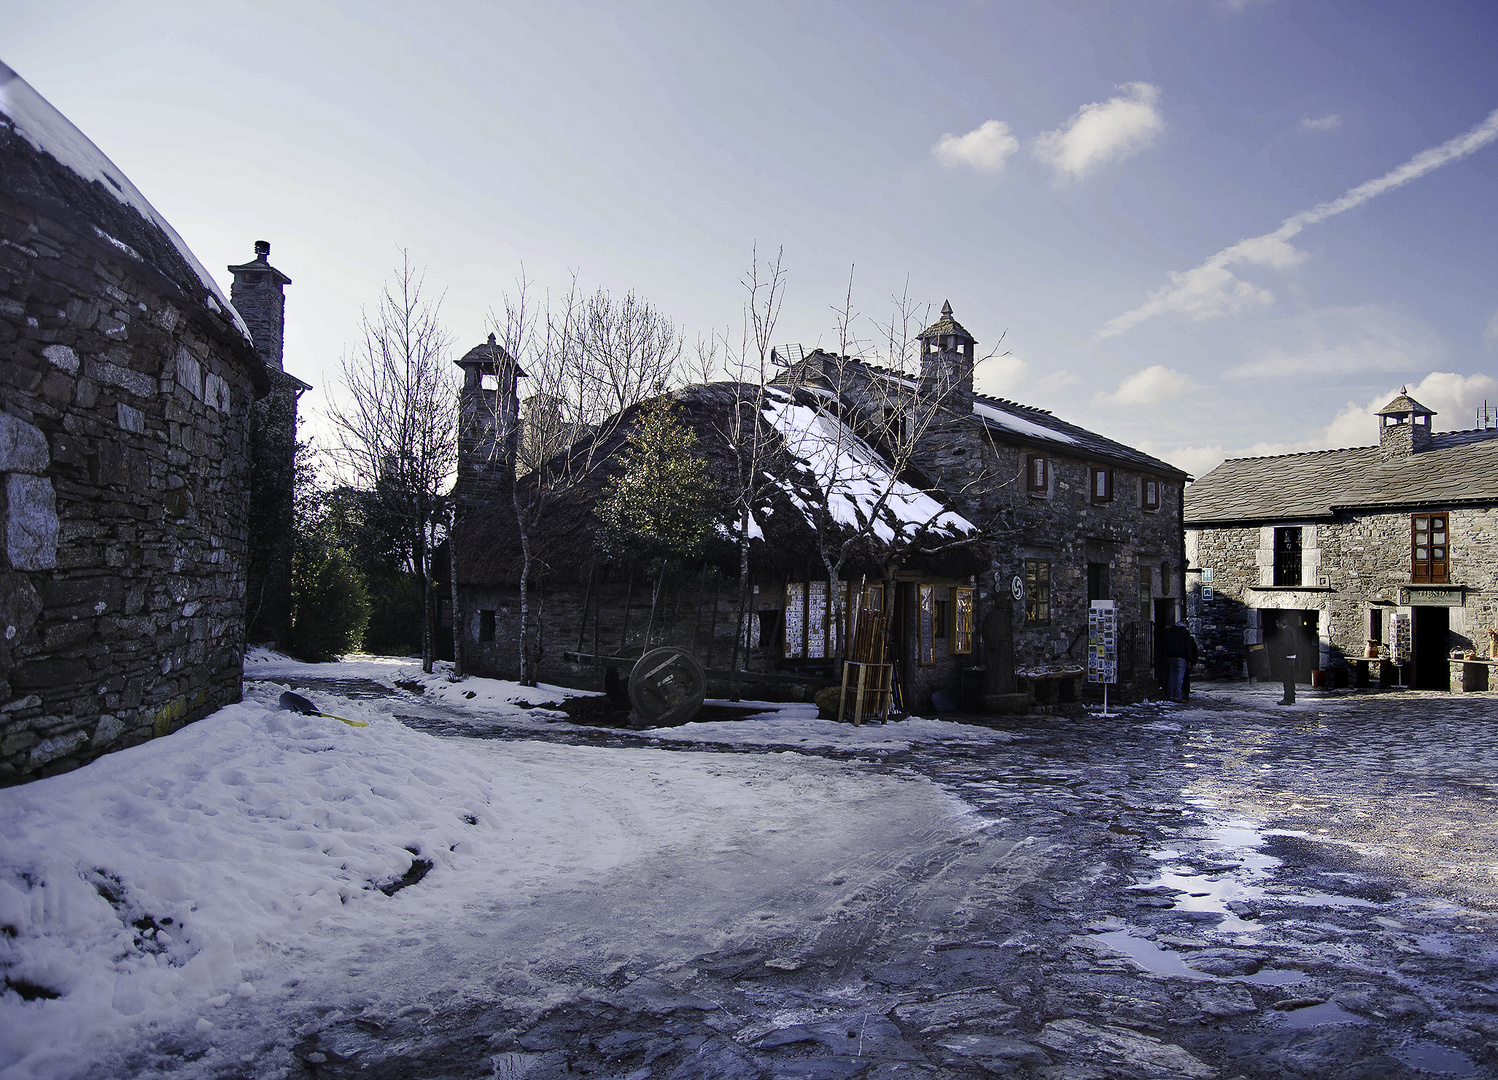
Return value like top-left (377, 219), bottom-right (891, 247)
top-left (0, 61), bottom-right (250, 341)
top-left (762, 389), bottom-right (976, 544)
top-left (972, 399), bottom-right (1078, 445)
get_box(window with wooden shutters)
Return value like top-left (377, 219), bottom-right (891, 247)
top-left (952, 587), bottom-right (975, 654)
top-left (918, 584), bottom-right (936, 665)
top-left (1412, 513), bottom-right (1449, 583)
top-left (1027, 454), bottom-right (1048, 493)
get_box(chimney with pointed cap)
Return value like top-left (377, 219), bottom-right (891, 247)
top-left (917, 299), bottom-right (977, 411)
top-left (1376, 385), bottom-right (1434, 457)
top-left (228, 241), bottom-right (292, 371)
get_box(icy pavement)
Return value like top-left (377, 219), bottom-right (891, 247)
top-left (3, 660), bottom-right (1497, 1079)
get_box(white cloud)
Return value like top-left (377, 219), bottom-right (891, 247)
top-left (1095, 364), bottom-right (1191, 406)
top-left (1158, 444), bottom-right (1229, 479)
top-left (1240, 371), bottom-right (1498, 457)
top-left (932, 120), bottom-right (1020, 173)
top-left (976, 352), bottom-right (1029, 392)
top-left (1032, 82), bottom-right (1165, 182)
top-left (1485, 310), bottom-right (1498, 348)
top-left (1300, 113), bottom-right (1342, 132)
top-left (1100, 105), bottom-right (1498, 338)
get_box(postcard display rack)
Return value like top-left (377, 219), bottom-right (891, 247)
top-left (1088, 600), bottom-right (1118, 716)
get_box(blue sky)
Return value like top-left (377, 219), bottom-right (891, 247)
top-left (7, 0), bottom-right (1498, 476)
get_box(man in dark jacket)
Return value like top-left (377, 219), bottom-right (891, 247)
top-left (1164, 621), bottom-right (1198, 702)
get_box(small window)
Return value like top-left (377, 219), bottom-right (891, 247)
top-left (1090, 466), bottom-right (1113, 503)
top-left (757, 608), bottom-right (783, 645)
top-left (480, 372), bottom-right (500, 392)
top-left (918, 584), bottom-right (936, 665)
top-left (1369, 608), bottom-right (1383, 645)
top-left (478, 610), bottom-right (496, 642)
top-left (1023, 560), bottom-right (1050, 624)
top-left (1273, 527), bottom-right (1303, 587)
top-left (952, 587), bottom-right (975, 654)
top-left (1087, 562), bottom-right (1110, 603)
top-left (1027, 455), bottom-right (1048, 493)
top-left (1143, 478), bottom-right (1160, 511)
top-left (1412, 513), bottom-right (1449, 583)
top-left (934, 598), bottom-right (949, 638)
top-left (1160, 561), bottom-right (1171, 595)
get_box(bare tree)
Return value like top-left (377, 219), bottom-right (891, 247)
top-left (484, 278), bottom-right (687, 686)
top-left (328, 253), bottom-right (456, 674)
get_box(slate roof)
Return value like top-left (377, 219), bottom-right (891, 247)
top-left (1184, 428), bottom-right (1498, 524)
top-left (969, 392), bottom-right (1188, 478)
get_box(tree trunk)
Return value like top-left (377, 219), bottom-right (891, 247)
top-left (449, 504), bottom-right (463, 679)
top-left (728, 509), bottom-right (752, 702)
top-left (414, 501), bottom-right (433, 674)
top-left (644, 560), bottom-right (669, 649)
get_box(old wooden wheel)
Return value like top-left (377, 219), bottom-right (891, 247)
top-left (628, 647), bottom-right (706, 727)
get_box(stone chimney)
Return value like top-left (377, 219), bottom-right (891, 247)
top-left (1376, 387), bottom-right (1434, 458)
top-left (455, 334), bottom-right (524, 497)
top-left (227, 240), bottom-right (292, 371)
top-left (917, 301), bottom-right (976, 412)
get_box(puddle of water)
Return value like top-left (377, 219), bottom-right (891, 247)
top-left (1238, 968), bottom-right (1308, 986)
top-left (1090, 930), bottom-right (1213, 980)
top-left (1396, 1041), bottom-right (1481, 1078)
top-left (1277, 1000), bottom-right (1366, 1029)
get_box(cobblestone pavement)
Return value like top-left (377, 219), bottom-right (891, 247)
top-left (197, 677), bottom-right (1498, 1080)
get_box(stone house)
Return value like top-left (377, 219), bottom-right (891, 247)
top-left (450, 303), bottom-right (1187, 710)
top-left (0, 62), bottom-right (268, 781)
top-left (1184, 390), bottom-right (1498, 690)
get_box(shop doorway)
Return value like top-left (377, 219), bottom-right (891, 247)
top-left (1412, 606), bottom-right (1451, 690)
top-left (1261, 609), bottom-right (1318, 683)
top-left (1153, 599), bottom-right (1175, 693)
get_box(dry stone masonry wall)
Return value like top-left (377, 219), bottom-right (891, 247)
top-left (1, 138), bottom-right (260, 783)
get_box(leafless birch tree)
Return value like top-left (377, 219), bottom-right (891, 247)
top-left (329, 253), bottom-right (457, 674)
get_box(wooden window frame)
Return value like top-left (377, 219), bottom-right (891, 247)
top-left (1143, 477), bottom-right (1160, 511)
top-left (917, 583), bottom-right (936, 666)
top-left (1412, 513), bottom-right (1449, 584)
top-left (1023, 559), bottom-right (1051, 625)
top-left (1090, 466), bottom-right (1113, 504)
top-left (951, 587), bottom-right (975, 654)
top-left (1027, 454), bottom-right (1048, 494)
top-left (1273, 526), bottom-right (1303, 587)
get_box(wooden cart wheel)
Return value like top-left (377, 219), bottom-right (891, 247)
top-left (628, 647), bottom-right (707, 727)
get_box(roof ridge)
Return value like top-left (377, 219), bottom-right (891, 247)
top-left (972, 391), bottom-right (1054, 416)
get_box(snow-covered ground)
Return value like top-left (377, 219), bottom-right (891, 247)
top-left (0, 653), bottom-right (992, 1079)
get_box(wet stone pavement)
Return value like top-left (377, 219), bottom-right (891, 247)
top-left (232, 678), bottom-right (1498, 1080)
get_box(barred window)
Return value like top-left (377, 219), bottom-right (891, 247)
top-left (918, 584), bottom-right (936, 665)
top-left (1273, 527), bottom-right (1302, 587)
top-left (1027, 455), bottom-right (1048, 493)
top-left (1143, 477), bottom-right (1160, 510)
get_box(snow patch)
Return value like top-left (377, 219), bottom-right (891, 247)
top-left (972, 400), bottom-right (1078, 445)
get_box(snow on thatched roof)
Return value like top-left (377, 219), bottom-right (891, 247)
top-left (762, 387), bottom-right (976, 545)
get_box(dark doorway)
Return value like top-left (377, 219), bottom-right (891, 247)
top-left (1261, 609), bottom-right (1318, 683)
top-left (1412, 606), bottom-right (1451, 690)
top-left (983, 593), bottom-right (1016, 695)
top-left (1154, 598), bottom-right (1175, 693)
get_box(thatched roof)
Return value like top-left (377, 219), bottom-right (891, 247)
top-left (454, 381), bottom-right (982, 588)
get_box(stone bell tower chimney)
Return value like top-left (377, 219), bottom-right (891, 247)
top-left (917, 300), bottom-right (976, 412)
top-left (229, 240), bottom-right (309, 646)
top-left (1376, 387), bottom-right (1434, 458)
top-left (455, 334), bottom-right (524, 500)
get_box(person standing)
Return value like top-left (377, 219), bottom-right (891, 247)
top-left (1164, 621), bottom-right (1198, 701)
top-left (1278, 637), bottom-right (1297, 705)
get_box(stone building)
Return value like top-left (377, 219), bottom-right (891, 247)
top-left (1184, 390), bottom-right (1498, 690)
top-left (0, 62), bottom-right (268, 782)
top-left (231, 241), bottom-right (310, 645)
top-left (450, 303), bottom-right (1188, 711)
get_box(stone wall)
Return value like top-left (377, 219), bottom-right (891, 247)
top-left (1188, 505), bottom-right (1498, 678)
top-left (0, 174), bottom-right (258, 782)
